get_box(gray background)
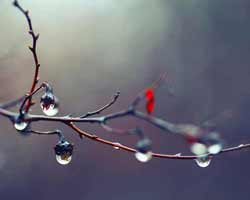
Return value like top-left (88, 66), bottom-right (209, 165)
top-left (0, 0), bottom-right (250, 199)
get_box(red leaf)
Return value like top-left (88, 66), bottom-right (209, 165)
top-left (146, 100), bottom-right (154, 114)
top-left (145, 88), bottom-right (155, 114)
top-left (145, 88), bottom-right (154, 100)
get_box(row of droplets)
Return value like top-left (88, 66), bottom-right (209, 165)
top-left (12, 88), bottom-right (219, 167)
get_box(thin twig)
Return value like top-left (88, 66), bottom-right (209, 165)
top-left (1, 104), bottom-right (250, 159)
top-left (13, 0), bottom-right (41, 113)
top-left (0, 96), bottom-right (25, 109)
top-left (0, 1), bottom-right (248, 163)
top-left (19, 83), bottom-right (45, 115)
top-left (68, 122), bottom-right (250, 159)
top-left (131, 73), bottom-right (167, 108)
top-left (28, 129), bottom-right (61, 136)
top-left (101, 123), bottom-right (141, 135)
top-left (80, 91), bottom-right (120, 118)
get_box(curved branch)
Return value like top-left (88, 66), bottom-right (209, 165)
top-left (19, 83), bottom-right (45, 115)
top-left (13, 0), bottom-right (41, 113)
top-left (0, 106), bottom-right (249, 160)
top-left (68, 122), bottom-right (195, 159)
top-left (80, 91), bottom-right (120, 118)
top-left (28, 129), bottom-right (61, 136)
top-left (68, 122), bottom-right (250, 160)
top-left (0, 0), bottom-right (247, 164)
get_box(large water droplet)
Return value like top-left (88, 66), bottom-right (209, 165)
top-left (190, 142), bottom-right (207, 155)
top-left (56, 154), bottom-right (72, 165)
top-left (54, 140), bottom-right (73, 165)
top-left (14, 121), bottom-right (28, 131)
top-left (208, 143), bottom-right (222, 155)
top-left (42, 104), bottom-right (59, 116)
top-left (195, 156), bottom-right (211, 168)
top-left (135, 151), bottom-right (152, 163)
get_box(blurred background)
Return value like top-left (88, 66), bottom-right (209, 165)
top-left (0, 0), bottom-right (250, 199)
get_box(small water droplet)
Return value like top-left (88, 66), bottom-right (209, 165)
top-left (195, 156), bottom-right (211, 168)
top-left (14, 121), bottom-right (28, 131)
top-left (56, 154), bottom-right (72, 165)
top-left (136, 138), bottom-right (152, 153)
top-left (190, 142), bottom-right (207, 155)
top-left (175, 153), bottom-right (182, 156)
top-left (40, 94), bottom-right (59, 116)
top-left (208, 143), bottom-right (222, 154)
top-left (238, 144), bottom-right (244, 148)
top-left (54, 140), bottom-right (73, 165)
top-left (42, 104), bottom-right (59, 116)
top-left (113, 142), bottom-right (121, 150)
top-left (135, 151), bottom-right (152, 163)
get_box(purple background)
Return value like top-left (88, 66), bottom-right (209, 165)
top-left (0, 0), bottom-right (250, 199)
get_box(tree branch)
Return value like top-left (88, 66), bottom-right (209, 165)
top-left (0, 102), bottom-right (249, 160)
top-left (13, 0), bottom-right (41, 113)
top-left (0, 96), bottom-right (25, 109)
top-left (80, 91), bottom-right (120, 118)
top-left (0, 0), bottom-right (248, 165)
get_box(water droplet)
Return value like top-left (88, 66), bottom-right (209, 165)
top-left (208, 143), bottom-right (222, 154)
top-left (42, 104), bottom-right (59, 116)
top-left (14, 121), bottom-right (28, 131)
top-left (190, 142), bottom-right (207, 155)
top-left (136, 138), bottom-right (152, 153)
top-left (56, 154), bottom-right (72, 165)
top-left (54, 140), bottom-right (73, 165)
top-left (113, 142), bottom-right (121, 150)
top-left (40, 93), bottom-right (59, 116)
top-left (175, 153), bottom-right (182, 156)
top-left (135, 151), bottom-right (152, 163)
top-left (195, 156), bottom-right (211, 168)
top-left (201, 132), bottom-right (223, 155)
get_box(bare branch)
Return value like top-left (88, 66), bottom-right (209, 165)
top-left (80, 91), bottom-right (120, 118)
top-left (0, 0), bottom-right (248, 165)
top-left (1, 101), bottom-right (250, 160)
top-left (28, 129), bottom-right (61, 136)
top-left (13, 0), bottom-right (41, 113)
top-left (0, 96), bottom-right (25, 109)
top-left (101, 123), bottom-right (143, 136)
top-left (19, 83), bottom-right (45, 115)
top-left (68, 122), bottom-right (250, 159)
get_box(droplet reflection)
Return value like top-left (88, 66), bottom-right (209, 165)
top-left (56, 154), bottom-right (72, 165)
top-left (113, 142), bottom-right (121, 150)
top-left (14, 121), bottom-right (28, 131)
top-left (42, 104), bottom-right (59, 116)
top-left (208, 143), bottom-right (222, 155)
top-left (190, 142), bottom-right (207, 155)
top-left (135, 151), bottom-right (152, 163)
top-left (195, 156), bottom-right (211, 168)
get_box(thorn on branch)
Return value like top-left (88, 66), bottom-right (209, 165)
top-left (28, 46), bottom-right (34, 52)
top-left (114, 91), bottom-right (120, 99)
top-left (35, 34), bottom-right (40, 40)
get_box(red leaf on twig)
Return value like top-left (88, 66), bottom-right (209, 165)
top-left (145, 88), bottom-right (155, 114)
